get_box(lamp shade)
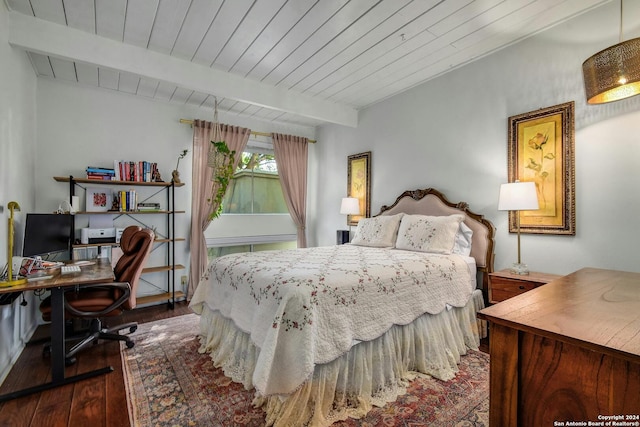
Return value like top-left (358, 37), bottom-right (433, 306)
top-left (498, 182), bottom-right (539, 211)
top-left (340, 197), bottom-right (360, 215)
top-left (582, 37), bottom-right (640, 104)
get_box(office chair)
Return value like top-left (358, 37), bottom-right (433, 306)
top-left (40, 226), bottom-right (154, 362)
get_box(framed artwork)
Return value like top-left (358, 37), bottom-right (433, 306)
top-left (507, 101), bottom-right (575, 235)
top-left (347, 151), bottom-right (371, 226)
top-left (85, 187), bottom-right (112, 212)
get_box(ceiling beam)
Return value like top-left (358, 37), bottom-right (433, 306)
top-left (8, 11), bottom-right (358, 128)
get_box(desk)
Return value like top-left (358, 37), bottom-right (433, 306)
top-left (478, 268), bottom-right (640, 426)
top-left (0, 260), bottom-right (115, 402)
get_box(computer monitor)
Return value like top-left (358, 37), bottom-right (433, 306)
top-left (22, 213), bottom-right (73, 261)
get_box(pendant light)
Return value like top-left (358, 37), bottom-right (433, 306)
top-left (582, 0), bottom-right (640, 104)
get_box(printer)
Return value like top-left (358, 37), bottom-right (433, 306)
top-left (80, 228), bottom-right (121, 244)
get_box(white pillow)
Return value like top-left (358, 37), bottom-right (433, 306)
top-left (351, 214), bottom-right (404, 248)
top-left (395, 214), bottom-right (465, 254)
top-left (453, 222), bottom-right (473, 256)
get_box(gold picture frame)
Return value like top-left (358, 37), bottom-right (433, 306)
top-left (347, 151), bottom-right (371, 226)
top-left (507, 101), bottom-right (575, 235)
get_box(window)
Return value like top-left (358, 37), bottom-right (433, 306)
top-left (204, 137), bottom-right (297, 258)
top-left (221, 141), bottom-right (288, 214)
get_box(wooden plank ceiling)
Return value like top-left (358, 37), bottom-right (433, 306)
top-left (5, 0), bottom-right (610, 128)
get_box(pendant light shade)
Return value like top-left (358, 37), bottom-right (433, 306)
top-left (582, 0), bottom-right (640, 104)
top-left (582, 37), bottom-right (640, 104)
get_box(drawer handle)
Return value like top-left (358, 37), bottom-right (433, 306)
top-left (519, 285), bottom-right (525, 290)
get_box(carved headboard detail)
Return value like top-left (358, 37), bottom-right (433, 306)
top-left (378, 188), bottom-right (495, 288)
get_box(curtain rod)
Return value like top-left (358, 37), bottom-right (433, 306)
top-left (179, 119), bottom-right (316, 143)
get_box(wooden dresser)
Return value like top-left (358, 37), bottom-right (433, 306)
top-left (478, 268), bottom-right (640, 426)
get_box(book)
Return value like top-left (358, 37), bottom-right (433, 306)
top-left (86, 171), bottom-right (114, 176)
top-left (86, 166), bottom-right (116, 180)
top-left (138, 204), bottom-right (160, 212)
top-left (116, 190), bottom-right (138, 212)
top-left (137, 202), bottom-right (160, 209)
top-left (137, 201), bottom-right (161, 212)
top-left (86, 167), bottom-right (115, 175)
top-left (86, 174), bottom-right (114, 180)
top-left (113, 160), bottom-right (159, 182)
top-left (113, 160), bottom-right (121, 181)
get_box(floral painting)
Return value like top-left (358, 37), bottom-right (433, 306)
top-left (93, 192), bottom-right (108, 208)
top-left (347, 152), bottom-right (371, 226)
top-left (523, 122), bottom-right (558, 217)
top-left (85, 187), bottom-right (112, 212)
top-left (507, 102), bottom-right (575, 235)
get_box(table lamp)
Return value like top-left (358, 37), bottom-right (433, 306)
top-left (498, 181), bottom-right (539, 275)
top-left (1, 201), bottom-right (27, 287)
top-left (340, 197), bottom-right (360, 239)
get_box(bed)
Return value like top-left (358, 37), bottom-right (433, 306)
top-left (189, 188), bottom-right (495, 426)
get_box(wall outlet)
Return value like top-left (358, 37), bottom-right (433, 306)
top-left (181, 275), bottom-right (188, 286)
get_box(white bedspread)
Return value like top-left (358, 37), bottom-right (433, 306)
top-left (189, 245), bottom-right (475, 396)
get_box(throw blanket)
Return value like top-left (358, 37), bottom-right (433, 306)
top-left (189, 245), bottom-right (474, 396)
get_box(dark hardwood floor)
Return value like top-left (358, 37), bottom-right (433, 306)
top-left (0, 301), bottom-right (191, 427)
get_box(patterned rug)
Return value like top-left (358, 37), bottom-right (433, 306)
top-left (122, 313), bottom-right (489, 426)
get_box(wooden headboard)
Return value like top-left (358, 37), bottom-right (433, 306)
top-left (378, 188), bottom-right (495, 286)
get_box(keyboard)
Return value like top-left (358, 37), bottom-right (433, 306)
top-left (61, 265), bottom-right (82, 274)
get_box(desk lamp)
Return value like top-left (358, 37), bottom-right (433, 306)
top-left (1, 201), bottom-right (27, 287)
top-left (498, 182), bottom-right (539, 275)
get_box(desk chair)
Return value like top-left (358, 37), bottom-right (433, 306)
top-left (39, 226), bottom-right (154, 362)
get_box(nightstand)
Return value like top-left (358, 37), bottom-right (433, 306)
top-left (488, 269), bottom-right (562, 304)
top-left (336, 230), bottom-right (350, 245)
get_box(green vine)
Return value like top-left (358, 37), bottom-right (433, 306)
top-left (208, 140), bottom-right (236, 220)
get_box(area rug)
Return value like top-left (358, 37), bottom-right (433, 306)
top-left (122, 313), bottom-right (489, 427)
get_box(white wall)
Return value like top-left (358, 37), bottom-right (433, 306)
top-left (0, 2), bottom-right (39, 383)
top-left (1, 37), bottom-right (315, 382)
top-left (309, 2), bottom-right (640, 277)
top-left (34, 78), bottom-right (316, 298)
top-left (35, 80), bottom-right (194, 299)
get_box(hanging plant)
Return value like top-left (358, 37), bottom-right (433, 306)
top-left (208, 140), bottom-right (236, 220)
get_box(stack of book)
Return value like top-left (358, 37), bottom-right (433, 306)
top-left (137, 202), bottom-right (161, 212)
top-left (86, 166), bottom-right (116, 180)
top-left (117, 190), bottom-right (137, 212)
top-left (114, 160), bottom-right (159, 182)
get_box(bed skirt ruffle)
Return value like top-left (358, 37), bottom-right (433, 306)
top-left (197, 289), bottom-right (486, 427)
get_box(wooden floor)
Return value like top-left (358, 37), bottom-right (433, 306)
top-left (0, 301), bottom-right (191, 427)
